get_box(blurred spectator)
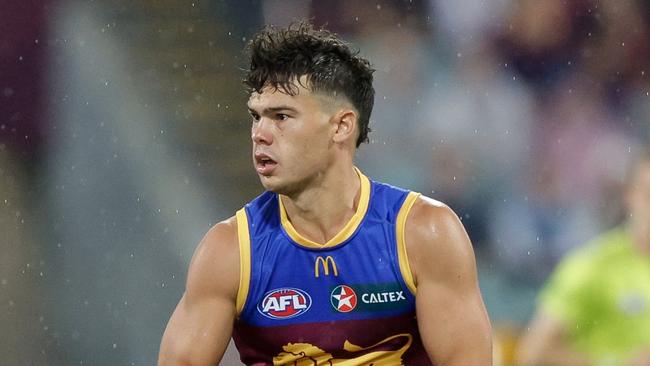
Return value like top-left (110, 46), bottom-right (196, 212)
top-left (430, 0), bottom-right (509, 52)
top-left (581, 0), bottom-right (650, 107)
top-left (517, 149), bottom-right (650, 366)
top-left (495, 0), bottom-right (598, 91)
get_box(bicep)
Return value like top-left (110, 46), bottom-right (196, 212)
top-left (406, 198), bottom-right (492, 365)
top-left (416, 278), bottom-right (492, 365)
top-left (159, 292), bottom-right (236, 366)
top-left (158, 220), bottom-right (240, 366)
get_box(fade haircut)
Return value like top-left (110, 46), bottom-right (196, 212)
top-left (244, 22), bottom-right (375, 147)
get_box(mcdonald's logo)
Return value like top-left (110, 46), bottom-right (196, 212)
top-left (314, 256), bottom-right (339, 278)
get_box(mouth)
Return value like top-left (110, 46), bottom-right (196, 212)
top-left (254, 152), bottom-right (278, 175)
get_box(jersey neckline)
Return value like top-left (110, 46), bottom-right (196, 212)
top-left (278, 167), bottom-right (371, 249)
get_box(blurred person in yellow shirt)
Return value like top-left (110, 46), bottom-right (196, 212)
top-left (517, 149), bottom-right (650, 366)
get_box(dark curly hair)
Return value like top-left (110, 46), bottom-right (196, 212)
top-left (244, 22), bottom-right (375, 147)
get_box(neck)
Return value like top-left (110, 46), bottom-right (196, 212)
top-left (280, 163), bottom-right (361, 244)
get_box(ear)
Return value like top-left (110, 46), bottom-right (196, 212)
top-left (331, 109), bottom-right (358, 144)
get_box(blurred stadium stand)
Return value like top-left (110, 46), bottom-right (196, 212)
top-left (1, 0), bottom-right (649, 365)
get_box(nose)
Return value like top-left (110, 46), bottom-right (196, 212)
top-left (252, 117), bottom-right (273, 145)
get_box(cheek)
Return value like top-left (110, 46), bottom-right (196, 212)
top-left (289, 124), bottom-right (329, 152)
top-left (289, 140), bottom-right (318, 161)
top-left (283, 139), bottom-right (326, 171)
top-left (303, 131), bottom-right (330, 155)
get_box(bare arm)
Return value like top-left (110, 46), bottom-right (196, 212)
top-left (405, 196), bottom-right (492, 365)
top-left (158, 217), bottom-right (240, 366)
top-left (516, 311), bottom-right (591, 366)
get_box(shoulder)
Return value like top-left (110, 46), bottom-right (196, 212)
top-left (403, 195), bottom-right (476, 286)
top-left (185, 215), bottom-right (240, 302)
top-left (405, 195), bottom-right (459, 232)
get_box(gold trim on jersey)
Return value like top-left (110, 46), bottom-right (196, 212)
top-left (396, 192), bottom-right (420, 295)
top-left (235, 208), bottom-right (251, 315)
top-left (314, 256), bottom-right (339, 278)
top-left (278, 167), bottom-right (371, 249)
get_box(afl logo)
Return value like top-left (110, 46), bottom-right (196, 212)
top-left (257, 288), bottom-right (312, 319)
top-left (330, 285), bottom-right (358, 313)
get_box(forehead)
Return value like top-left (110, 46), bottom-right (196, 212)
top-left (248, 81), bottom-right (313, 107)
top-left (247, 81), bottom-right (341, 112)
top-left (248, 87), bottom-right (299, 108)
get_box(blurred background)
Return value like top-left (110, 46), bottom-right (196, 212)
top-left (1, 0), bottom-right (649, 365)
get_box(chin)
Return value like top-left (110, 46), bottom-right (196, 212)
top-left (259, 175), bottom-right (284, 193)
top-left (259, 175), bottom-right (299, 196)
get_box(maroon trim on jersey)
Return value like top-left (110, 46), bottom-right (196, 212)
top-left (232, 313), bottom-right (432, 365)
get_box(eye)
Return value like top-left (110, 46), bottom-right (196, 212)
top-left (250, 112), bottom-right (261, 122)
top-left (276, 113), bottom-right (289, 121)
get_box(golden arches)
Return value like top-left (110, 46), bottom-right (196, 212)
top-left (314, 256), bottom-right (339, 278)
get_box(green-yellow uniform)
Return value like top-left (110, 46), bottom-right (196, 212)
top-left (539, 227), bottom-right (650, 365)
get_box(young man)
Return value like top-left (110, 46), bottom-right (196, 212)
top-left (517, 150), bottom-right (650, 366)
top-left (158, 23), bottom-right (492, 366)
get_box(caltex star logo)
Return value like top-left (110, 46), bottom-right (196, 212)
top-left (330, 285), bottom-right (357, 313)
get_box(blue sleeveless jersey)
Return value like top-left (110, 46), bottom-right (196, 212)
top-left (232, 171), bottom-right (431, 365)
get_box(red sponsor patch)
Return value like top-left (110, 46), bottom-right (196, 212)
top-left (257, 288), bottom-right (312, 319)
top-left (331, 285), bottom-right (358, 312)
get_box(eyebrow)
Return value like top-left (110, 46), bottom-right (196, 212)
top-left (247, 105), bottom-right (298, 114)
